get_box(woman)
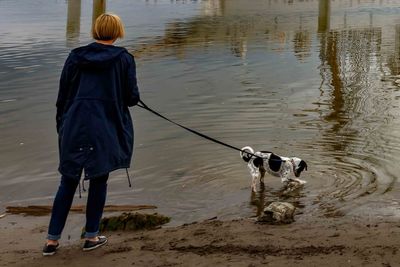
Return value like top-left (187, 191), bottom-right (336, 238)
top-left (43, 13), bottom-right (140, 255)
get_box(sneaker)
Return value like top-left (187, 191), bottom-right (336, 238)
top-left (42, 242), bottom-right (59, 256)
top-left (82, 236), bottom-right (108, 251)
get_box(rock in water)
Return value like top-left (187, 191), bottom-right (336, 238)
top-left (81, 212), bottom-right (170, 237)
top-left (257, 202), bottom-right (295, 224)
top-left (100, 212), bottom-right (170, 231)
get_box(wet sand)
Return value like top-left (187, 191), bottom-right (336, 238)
top-left (1, 213), bottom-right (399, 267)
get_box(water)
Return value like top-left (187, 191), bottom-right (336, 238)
top-left (1, 0), bottom-right (400, 225)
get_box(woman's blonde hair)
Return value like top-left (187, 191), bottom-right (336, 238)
top-left (92, 13), bottom-right (125, 41)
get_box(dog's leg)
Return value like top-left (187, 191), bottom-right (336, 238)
top-left (280, 162), bottom-right (291, 185)
top-left (248, 164), bottom-right (261, 192)
top-left (260, 168), bottom-right (266, 183)
top-left (251, 175), bottom-right (258, 192)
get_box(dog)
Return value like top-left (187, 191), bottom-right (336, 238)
top-left (240, 146), bottom-right (308, 192)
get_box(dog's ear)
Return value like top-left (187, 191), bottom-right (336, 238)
top-left (240, 146), bottom-right (254, 163)
top-left (299, 160), bottom-right (308, 171)
top-left (241, 152), bottom-right (252, 162)
top-left (253, 157), bottom-right (263, 168)
top-left (294, 160), bottom-right (307, 177)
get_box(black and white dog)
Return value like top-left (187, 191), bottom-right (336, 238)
top-left (240, 146), bottom-right (308, 192)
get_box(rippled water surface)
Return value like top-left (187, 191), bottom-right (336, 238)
top-left (1, 0), bottom-right (400, 225)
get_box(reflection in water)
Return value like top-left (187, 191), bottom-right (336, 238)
top-left (134, 13), bottom-right (280, 59)
top-left (316, 11), bottom-right (394, 216)
top-left (202, 0), bottom-right (225, 17)
top-left (66, 0), bottom-right (81, 47)
top-left (250, 182), bottom-right (265, 217)
top-left (387, 25), bottom-right (400, 76)
top-left (229, 24), bottom-right (248, 59)
top-left (319, 27), bottom-right (382, 152)
top-left (319, 31), bottom-right (344, 127)
top-left (293, 16), bottom-right (311, 61)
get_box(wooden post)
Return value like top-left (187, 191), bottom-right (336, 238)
top-left (92, 0), bottom-right (106, 25)
top-left (66, 0), bottom-right (81, 47)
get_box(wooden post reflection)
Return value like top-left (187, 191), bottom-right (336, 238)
top-left (389, 24), bottom-right (400, 75)
top-left (318, 0), bottom-right (344, 124)
top-left (385, 25), bottom-right (400, 75)
top-left (66, 0), bottom-right (81, 47)
top-left (202, 0), bottom-right (225, 16)
top-left (317, 0), bottom-right (346, 149)
top-left (396, 25), bottom-right (400, 62)
top-left (325, 32), bottom-right (344, 126)
top-left (318, 0), bottom-right (330, 33)
top-left (220, 0), bottom-right (226, 15)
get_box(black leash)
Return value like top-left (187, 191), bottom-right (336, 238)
top-left (137, 100), bottom-right (264, 160)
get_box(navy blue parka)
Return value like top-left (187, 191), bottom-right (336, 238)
top-left (56, 42), bottom-right (140, 180)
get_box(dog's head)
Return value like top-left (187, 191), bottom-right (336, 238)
top-left (240, 146), bottom-right (254, 163)
top-left (291, 157), bottom-right (308, 177)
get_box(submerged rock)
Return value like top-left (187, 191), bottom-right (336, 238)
top-left (81, 212), bottom-right (170, 238)
top-left (99, 212), bottom-right (170, 232)
top-left (257, 202), bottom-right (295, 224)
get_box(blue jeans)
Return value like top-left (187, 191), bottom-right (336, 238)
top-left (47, 174), bottom-right (109, 240)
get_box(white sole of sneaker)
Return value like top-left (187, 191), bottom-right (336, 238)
top-left (42, 251), bottom-right (56, 256)
top-left (42, 245), bottom-right (60, 256)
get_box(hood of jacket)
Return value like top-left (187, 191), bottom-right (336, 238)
top-left (70, 42), bottom-right (127, 69)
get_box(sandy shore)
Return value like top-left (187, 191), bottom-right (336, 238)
top-left (1, 212), bottom-right (400, 267)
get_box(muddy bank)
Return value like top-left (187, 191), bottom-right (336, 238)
top-left (1, 213), bottom-right (399, 267)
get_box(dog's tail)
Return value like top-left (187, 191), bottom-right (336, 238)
top-left (240, 146), bottom-right (254, 162)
